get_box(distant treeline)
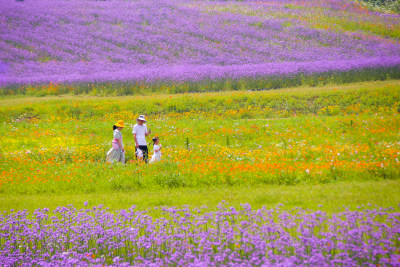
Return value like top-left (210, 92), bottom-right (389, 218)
top-left (359, 0), bottom-right (400, 12)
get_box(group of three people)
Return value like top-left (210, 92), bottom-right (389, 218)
top-left (106, 115), bottom-right (161, 164)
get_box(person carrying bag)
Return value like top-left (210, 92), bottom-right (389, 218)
top-left (132, 115), bottom-right (151, 163)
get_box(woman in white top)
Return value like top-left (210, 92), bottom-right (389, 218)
top-left (106, 120), bottom-right (125, 164)
top-left (149, 137), bottom-right (162, 164)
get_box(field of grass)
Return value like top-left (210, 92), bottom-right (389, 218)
top-left (1, 80), bottom-right (399, 212)
top-left (1, 181), bottom-right (399, 216)
top-left (1, 80), bottom-right (400, 265)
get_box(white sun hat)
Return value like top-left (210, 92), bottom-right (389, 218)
top-left (137, 115), bottom-right (147, 122)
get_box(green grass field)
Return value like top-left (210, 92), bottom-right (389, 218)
top-left (1, 181), bottom-right (399, 216)
top-left (0, 80), bottom-right (399, 214)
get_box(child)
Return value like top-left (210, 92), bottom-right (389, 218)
top-left (106, 120), bottom-right (125, 164)
top-left (149, 136), bottom-right (162, 164)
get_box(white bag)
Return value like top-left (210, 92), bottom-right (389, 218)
top-left (136, 148), bottom-right (143, 159)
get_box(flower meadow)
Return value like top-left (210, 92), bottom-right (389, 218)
top-left (1, 0), bottom-right (400, 94)
top-left (1, 0), bottom-right (400, 264)
top-left (1, 81), bottom-right (400, 265)
top-left (1, 203), bottom-right (399, 266)
top-left (1, 82), bottom-right (399, 194)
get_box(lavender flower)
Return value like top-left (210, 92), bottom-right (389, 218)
top-left (0, 204), bottom-right (399, 266)
top-left (0, 0), bottom-right (399, 87)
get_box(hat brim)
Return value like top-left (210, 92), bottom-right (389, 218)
top-left (137, 118), bottom-right (147, 122)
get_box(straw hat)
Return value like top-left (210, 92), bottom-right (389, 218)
top-left (136, 115), bottom-right (147, 122)
top-left (114, 120), bottom-right (125, 128)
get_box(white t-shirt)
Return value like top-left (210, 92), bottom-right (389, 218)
top-left (132, 124), bottom-right (148, 146)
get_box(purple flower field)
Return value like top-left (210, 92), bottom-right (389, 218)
top-left (1, 0), bottom-right (400, 88)
top-left (1, 204), bottom-right (399, 266)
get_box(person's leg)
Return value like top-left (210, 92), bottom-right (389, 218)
top-left (144, 146), bottom-right (148, 163)
top-left (139, 145), bottom-right (149, 163)
top-left (121, 151), bottom-right (125, 164)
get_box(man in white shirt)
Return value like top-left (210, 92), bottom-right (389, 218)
top-left (132, 115), bottom-right (151, 163)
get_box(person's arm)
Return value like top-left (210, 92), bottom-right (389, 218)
top-left (155, 145), bottom-right (161, 153)
top-left (145, 127), bottom-right (151, 137)
top-left (114, 131), bottom-right (124, 151)
top-left (117, 139), bottom-right (124, 152)
top-left (133, 133), bottom-right (139, 147)
top-left (133, 126), bottom-right (139, 148)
